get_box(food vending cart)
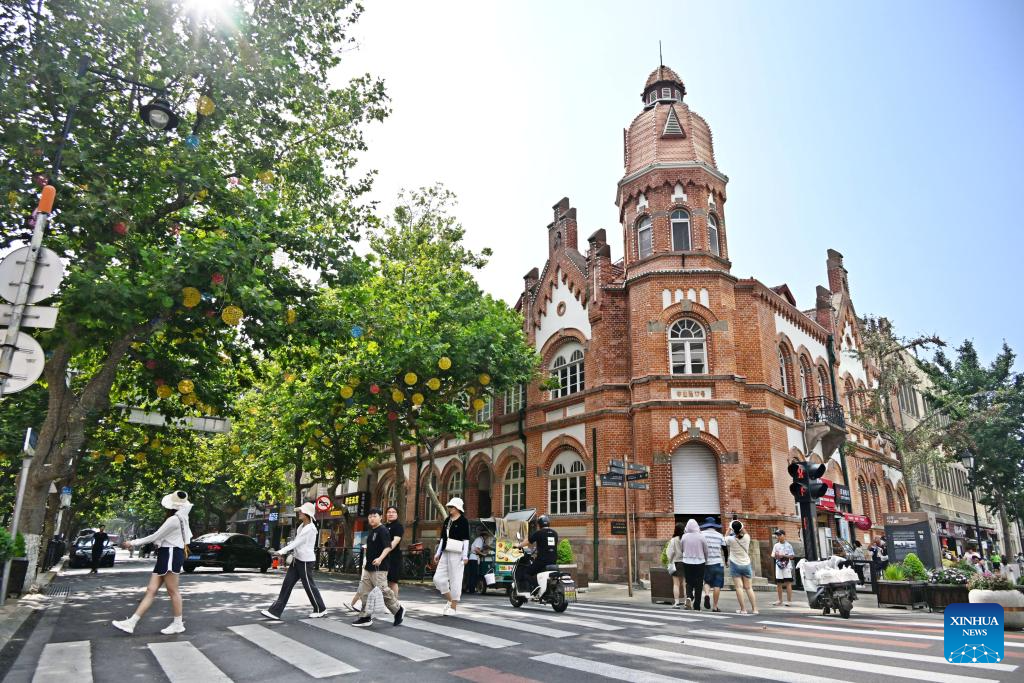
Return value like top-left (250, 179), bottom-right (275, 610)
top-left (490, 508), bottom-right (535, 592)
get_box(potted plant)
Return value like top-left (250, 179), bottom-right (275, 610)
top-left (926, 566), bottom-right (972, 612)
top-left (4, 532), bottom-right (30, 598)
top-left (555, 539), bottom-right (587, 589)
top-left (969, 572), bottom-right (1024, 630)
top-left (650, 541), bottom-right (674, 604)
top-left (876, 553), bottom-right (928, 610)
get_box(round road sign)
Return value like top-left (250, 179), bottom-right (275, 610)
top-left (315, 495), bottom-right (333, 512)
top-left (0, 246), bottom-right (65, 304)
top-left (1, 331), bottom-right (45, 393)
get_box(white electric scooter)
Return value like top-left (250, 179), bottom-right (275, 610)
top-left (507, 547), bottom-right (575, 612)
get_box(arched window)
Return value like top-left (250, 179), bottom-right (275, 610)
top-left (778, 346), bottom-right (791, 395)
top-left (551, 345), bottom-right (585, 398)
top-left (897, 486), bottom-right (908, 512)
top-left (844, 379), bottom-right (856, 418)
top-left (474, 396), bottom-right (492, 422)
top-left (502, 461), bottom-right (525, 515)
top-left (884, 483), bottom-right (895, 513)
top-left (817, 366), bottom-right (830, 400)
top-left (446, 469), bottom-right (463, 504)
top-left (668, 319), bottom-right (707, 374)
top-left (800, 357), bottom-right (813, 398)
top-left (670, 210), bottom-right (691, 251)
top-left (549, 452), bottom-right (587, 515)
top-left (636, 216), bottom-right (653, 259)
top-left (380, 480), bottom-right (397, 510)
top-left (422, 472), bottom-right (439, 521)
top-left (870, 481), bottom-right (882, 524)
top-left (858, 477), bottom-right (872, 519)
top-left (707, 214), bottom-right (720, 256)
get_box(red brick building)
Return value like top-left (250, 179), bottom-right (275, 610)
top-left (366, 66), bottom-right (910, 581)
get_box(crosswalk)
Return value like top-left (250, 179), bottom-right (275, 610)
top-left (26, 598), bottom-right (1021, 682)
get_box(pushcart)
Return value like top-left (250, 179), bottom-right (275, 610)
top-left (797, 556), bottom-right (858, 619)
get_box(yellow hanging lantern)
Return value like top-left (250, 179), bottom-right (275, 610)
top-left (258, 170), bottom-right (274, 184)
top-left (466, 386), bottom-right (477, 395)
top-left (321, 437), bottom-right (332, 446)
top-left (339, 385), bottom-right (354, 399)
top-left (222, 305), bottom-right (243, 326)
top-left (177, 379), bottom-right (194, 394)
top-left (197, 95), bottom-right (216, 116)
top-left (314, 428), bottom-right (324, 437)
top-left (114, 454), bottom-right (125, 463)
top-left (231, 444), bottom-right (241, 454)
top-left (472, 398), bottom-right (486, 411)
top-left (404, 372), bottom-right (418, 386)
top-left (438, 356), bottom-right (452, 370)
top-left (411, 392), bottom-right (424, 406)
top-left (156, 385), bottom-right (173, 399)
top-left (391, 389), bottom-right (405, 403)
top-left (286, 308), bottom-right (297, 325)
top-left (284, 372), bottom-right (295, 383)
top-left (479, 373), bottom-right (491, 386)
top-left (182, 287), bottom-right (201, 308)
top-left (355, 416), bottom-right (368, 425)
top-left (347, 376), bottom-right (360, 387)
top-left (196, 189), bottom-right (208, 201)
top-left (7, 191), bottom-right (17, 207)
top-left (135, 453), bottom-right (147, 462)
top-left (427, 377), bottom-right (441, 391)
top-left (181, 393), bottom-right (197, 405)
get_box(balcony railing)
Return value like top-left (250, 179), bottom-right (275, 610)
top-left (801, 395), bottom-right (846, 429)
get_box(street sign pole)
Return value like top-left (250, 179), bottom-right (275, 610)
top-left (0, 429), bottom-right (35, 607)
top-left (623, 453), bottom-right (633, 597)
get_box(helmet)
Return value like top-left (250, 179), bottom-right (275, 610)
top-left (537, 515), bottom-right (550, 528)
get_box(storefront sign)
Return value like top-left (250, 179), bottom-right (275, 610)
top-left (610, 521), bottom-right (627, 535)
top-left (816, 478), bottom-right (837, 512)
top-left (842, 512), bottom-right (872, 531)
top-left (834, 484), bottom-right (852, 506)
top-left (342, 491), bottom-right (369, 517)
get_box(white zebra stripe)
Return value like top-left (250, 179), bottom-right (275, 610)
top-left (148, 642), bottom-right (233, 682)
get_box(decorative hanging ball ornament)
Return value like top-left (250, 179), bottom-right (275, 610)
top-left (145, 359), bottom-right (158, 370)
top-left (196, 189), bottom-right (208, 201)
top-left (411, 392), bottom-right (424, 406)
top-left (466, 386), bottom-right (477, 395)
top-left (369, 384), bottom-right (380, 395)
top-left (177, 379), bottom-right (195, 394)
top-left (258, 170), bottom-right (274, 184)
top-left (367, 405), bottom-right (378, 415)
top-left (391, 389), bottom-right (405, 403)
top-left (197, 95), bottom-right (216, 116)
top-left (185, 135), bottom-right (200, 150)
top-left (7, 191), bottom-right (18, 207)
top-left (211, 272), bottom-right (225, 285)
top-left (221, 305), bottom-right (243, 326)
top-left (156, 385), bottom-right (173, 399)
top-left (387, 411), bottom-right (398, 421)
top-left (182, 392), bottom-right (197, 406)
top-left (473, 398), bottom-right (486, 411)
top-left (350, 325), bottom-right (363, 338)
top-left (479, 373), bottom-right (491, 386)
top-left (344, 398), bottom-right (354, 407)
top-left (347, 376), bottom-right (360, 387)
top-left (404, 372), bottom-right (418, 386)
top-left (113, 221), bottom-right (128, 236)
top-left (438, 356), bottom-right (452, 370)
top-left (231, 444), bottom-right (241, 454)
top-left (356, 416), bottom-right (368, 425)
top-left (135, 453), bottom-right (147, 462)
top-left (286, 308), bottom-right (297, 325)
top-left (182, 287), bottom-right (201, 308)
top-left (427, 377), bottom-right (441, 391)
top-left (284, 372), bottom-right (295, 383)
top-left (114, 454), bottom-right (125, 463)
top-left (339, 385), bottom-right (354, 399)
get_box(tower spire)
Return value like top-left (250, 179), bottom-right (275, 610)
top-left (659, 40), bottom-right (663, 68)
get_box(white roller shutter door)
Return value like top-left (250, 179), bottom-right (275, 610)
top-left (672, 444), bottom-right (720, 514)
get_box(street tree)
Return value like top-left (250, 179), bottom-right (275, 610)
top-left (0, 0), bottom-right (387, 580)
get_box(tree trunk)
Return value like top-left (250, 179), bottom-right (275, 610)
top-left (293, 452), bottom-right (304, 507)
top-left (389, 421), bottom-right (408, 525)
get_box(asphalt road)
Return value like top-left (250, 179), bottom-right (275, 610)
top-left (2, 553), bottom-right (1018, 682)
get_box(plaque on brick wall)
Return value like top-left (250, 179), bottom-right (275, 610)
top-left (610, 521), bottom-right (627, 535)
top-left (671, 387), bottom-right (712, 400)
top-left (653, 453), bottom-right (671, 465)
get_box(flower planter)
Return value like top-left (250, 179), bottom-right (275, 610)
top-left (3, 558), bottom-right (28, 598)
top-left (877, 580), bottom-right (928, 610)
top-left (926, 584), bottom-right (969, 612)
top-left (969, 589), bottom-right (1024, 630)
top-left (650, 566), bottom-right (674, 604)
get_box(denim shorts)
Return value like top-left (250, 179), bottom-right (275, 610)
top-left (729, 561), bottom-right (753, 579)
top-left (704, 563), bottom-right (725, 588)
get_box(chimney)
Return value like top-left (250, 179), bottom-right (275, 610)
top-left (815, 285), bottom-right (834, 332)
top-left (826, 249), bottom-right (849, 295)
top-left (548, 197), bottom-right (578, 254)
top-left (523, 267), bottom-right (539, 294)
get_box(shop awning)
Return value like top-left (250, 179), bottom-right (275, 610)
top-left (842, 512), bottom-right (872, 530)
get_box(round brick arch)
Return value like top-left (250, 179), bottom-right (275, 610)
top-left (494, 446), bottom-right (524, 477)
top-left (539, 328), bottom-right (589, 368)
top-left (464, 452), bottom-right (495, 519)
top-left (539, 435), bottom-right (588, 472)
top-left (663, 432), bottom-right (728, 461)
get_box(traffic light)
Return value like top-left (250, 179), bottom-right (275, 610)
top-left (806, 462), bottom-right (828, 500)
top-left (788, 462), bottom-right (809, 502)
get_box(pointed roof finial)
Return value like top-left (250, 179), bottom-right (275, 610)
top-left (659, 40), bottom-right (663, 68)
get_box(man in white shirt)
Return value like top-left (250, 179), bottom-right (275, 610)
top-left (699, 517), bottom-right (727, 612)
top-left (464, 528), bottom-right (491, 594)
top-left (771, 529), bottom-right (796, 606)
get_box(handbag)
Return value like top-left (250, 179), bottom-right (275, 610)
top-left (444, 538), bottom-right (465, 554)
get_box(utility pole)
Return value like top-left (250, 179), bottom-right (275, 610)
top-left (1, 429), bottom-right (36, 606)
top-left (624, 453), bottom-right (633, 597)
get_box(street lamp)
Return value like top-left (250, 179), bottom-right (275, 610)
top-left (959, 450), bottom-right (986, 560)
top-left (139, 95), bottom-right (180, 131)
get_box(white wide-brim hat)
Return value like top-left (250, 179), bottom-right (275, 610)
top-left (296, 501), bottom-right (317, 521)
top-left (445, 497), bottom-right (465, 513)
top-left (161, 490), bottom-right (189, 510)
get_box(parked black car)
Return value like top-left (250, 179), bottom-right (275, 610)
top-left (184, 533), bottom-right (272, 573)
top-left (68, 537), bottom-right (115, 568)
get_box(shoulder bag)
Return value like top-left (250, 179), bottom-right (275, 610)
top-left (442, 520), bottom-right (465, 554)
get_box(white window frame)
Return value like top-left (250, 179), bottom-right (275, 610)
top-left (668, 319), bottom-right (707, 374)
top-left (779, 347), bottom-right (790, 394)
top-left (670, 210), bottom-right (691, 251)
top-left (503, 461), bottom-right (525, 515)
top-left (637, 216), bottom-right (653, 259)
top-left (423, 473), bottom-right (439, 521)
top-left (648, 91), bottom-right (656, 104)
top-left (549, 452), bottom-right (587, 515)
top-left (661, 87), bottom-right (671, 98)
top-left (475, 396), bottom-right (492, 422)
top-left (505, 384), bottom-right (524, 413)
top-left (551, 344), bottom-right (585, 398)
top-left (446, 470), bottom-right (463, 504)
top-left (380, 481), bottom-right (397, 510)
top-left (708, 214), bottom-right (720, 256)
top-left (817, 367), bottom-right (828, 399)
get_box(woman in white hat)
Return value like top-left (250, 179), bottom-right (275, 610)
top-left (260, 501), bottom-right (327, 620)
top-left (433, 497), bottom-right (470, 615)
top-left (112, 490), bottom-right (193, 635)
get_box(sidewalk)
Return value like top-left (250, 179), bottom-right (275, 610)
top-left (0, 560), bottom-right (63, 656)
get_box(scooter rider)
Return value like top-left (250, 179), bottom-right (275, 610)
top-left (518, 515), bottom-right (558, 593)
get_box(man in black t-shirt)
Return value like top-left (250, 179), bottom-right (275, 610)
top-left (519, 515), bottom-right (558, 592)
top-left (90, 526), bottom-right (109, 574)
top-left (351, 508), bottom-right (404, 627)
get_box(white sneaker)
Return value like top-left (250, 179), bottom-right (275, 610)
top-left (111, 618), bottom-right (136, 634)
top-left (684, 598), bottom-right (693, 609)
top-left (441, 602), bottom-right (452, 616)
top-left (160, 621), bottom-right (186, 635)
top-left (260, 609), bottom-right (281, 621)
top-left (308, 610), bottom-right (328, 619)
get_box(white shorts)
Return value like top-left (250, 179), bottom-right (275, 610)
top-left (775, 560), bottom-right (794, 582)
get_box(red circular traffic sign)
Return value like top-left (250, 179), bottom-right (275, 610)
top-left (315, 495), bottom-right (333, 512)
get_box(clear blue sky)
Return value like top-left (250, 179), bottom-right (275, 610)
top-left (337, 0), bottom-right (1024, 366)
